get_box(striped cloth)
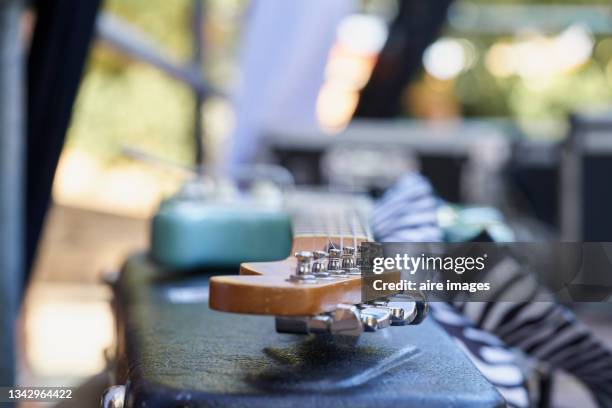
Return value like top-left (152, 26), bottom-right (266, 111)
top-left (371, 172), bottom-right (443, 243)
top-left (431, 302), bottom-right (530, 408)
top-left (453, 255), bottom-right (612, 407)
top-left (372, 173), bottom-right (530, 407)
top-left (371, 172), bottom-right (612, 407)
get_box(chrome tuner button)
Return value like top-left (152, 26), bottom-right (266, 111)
top-left (308, 314), bottom-right (332, 333)
top-left (312, 250), bottom-right (330, 278)
top-left (387, 293), bottom-right (429, 325)
top-left (330, 304), bottom-right (364, 340)
top-left (360, 307), bottom-right (392, 331)
top-left (342, 246), bottom-right (361, 275)
top-left (327, 248), bottom-right (344, 276)
top-left (341, 246), bottom-right (356, 268)
top-left (355, 247), bottom-right (363, 268)
top-left (294, 251), bottom-right (313, 275)
top-left (288, 251), bottom-right (317, 283)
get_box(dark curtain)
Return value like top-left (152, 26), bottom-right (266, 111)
top-left (354, 0), bottom-right (455, 118)
top-left (26, 0), bottom-right (102, 280)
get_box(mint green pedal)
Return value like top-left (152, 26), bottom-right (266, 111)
top-left (151, 195), bottom-right (292, 269)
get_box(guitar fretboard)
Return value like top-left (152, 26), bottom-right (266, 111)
top-left (285, 191), bottom-right (372, 241)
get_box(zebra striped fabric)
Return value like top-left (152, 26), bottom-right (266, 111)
top-left (372, 172), bottom-right (530, 407)
top-left (453, 255), bottom-right (612, 407)
top-left (431, 302), bottom-right (530, 408)
top-left (371, 172), bottom-right (612, 407)
top-left (371, 172), bottom-right (443, 243)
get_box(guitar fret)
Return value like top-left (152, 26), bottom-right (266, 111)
top-left (285, 192), bottom-right (372, 240)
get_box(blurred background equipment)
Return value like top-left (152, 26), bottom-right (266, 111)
top-left (263, 119), bottom-right (510, 204)
top-left (561, 110), bottom-right (612, 241)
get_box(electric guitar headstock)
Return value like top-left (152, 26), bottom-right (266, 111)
top-left (209, 191), bottom-right (428, 342)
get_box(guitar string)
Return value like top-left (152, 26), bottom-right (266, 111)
top-left (355, 198), bottom-right (372, 242)
top-left (311, 221), bottom-right (316, 253)
top-left (326, 184), bottom-right (335, 252)
top-left (294, 194), bottom-right (371, 253)
top-left (338, 204), bottom-right (343, 251)
top-left (325, 206), bottom-right (334, 251)
top-left (350, 201), bottom-right (357, 250)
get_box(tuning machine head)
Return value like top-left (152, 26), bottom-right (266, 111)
top-left (288, 251), bottom-right (317, 283)
top-left (341, 246), bottom-right (361, 276)
top-left (312, 250), bottom-right (331, 278)
top-left (275, 290), bottom-right (429, 345)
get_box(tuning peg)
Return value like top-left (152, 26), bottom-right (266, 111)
top-left (294, 251), bottom-right (313, 275)
top-left (311, 250), bottom-right (330, 278)
top-left (341, 246), bottom-right (361, 275)
top-left (330, 304), bottom-right (364, 345)
top-left (288, 251), bottom-right (317, 283)
top-left (387, 293), bottom-right (429, 326)
top-left (359, 306), bottom-right (391, 331)
top-left (327, 248), bottom-right (343, 276)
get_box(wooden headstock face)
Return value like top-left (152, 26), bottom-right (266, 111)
top-left (209, 236), bottom-right (368, 316)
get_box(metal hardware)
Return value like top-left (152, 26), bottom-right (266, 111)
top-left (355, 247), bottom-right (363, 268)
top-left (100, 385), bottom-right (126, 408)
top-left (341, 246), bottom-right (356, 269)
top-left (308, 314), bottom-right (332, 333)
top-left (360, 307), bottom-right (391, 331)
top-left (327, 248), bottom-right (342, 272)
top-left (287, 275), bottom-right (318, 283)
top-left (275, 304), bottom-right (363, 341)
top-left (312, 250), bottom-right (331, 278)
top-left (387, 293), bottom-right (429, 325)
top-left (275, 314), bottom-right (333, 335)
top-left (342, 246), bottom-right (361, 275)
top-left (387, 305), bottom-right (410, 325)
top-left (275, 292), bottom-right (428, 341)
top-left (326, 247), bottom-right (351, 278)
top-left (275, 316), bottom-right (310, 334)
top-left (330, 304), bottom-right (364, 340)
top-left (295, 251), bottom-right (313, 275)
top-left (288, 251), bottom-right (317, 283)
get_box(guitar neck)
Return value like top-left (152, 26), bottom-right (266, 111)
top-left (284, 191), bottom-right (373, 252)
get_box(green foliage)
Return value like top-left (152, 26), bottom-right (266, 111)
top-left (105, 0), bottom-right (193, 59)
top-left (67, 0), bottom-right (197, 166)
top-left (67, 0), bottom-right (249, 166)
top-left (67, 60), bottom-right (194, 164)
top-left (508, 62), bottom-right (612, 122)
